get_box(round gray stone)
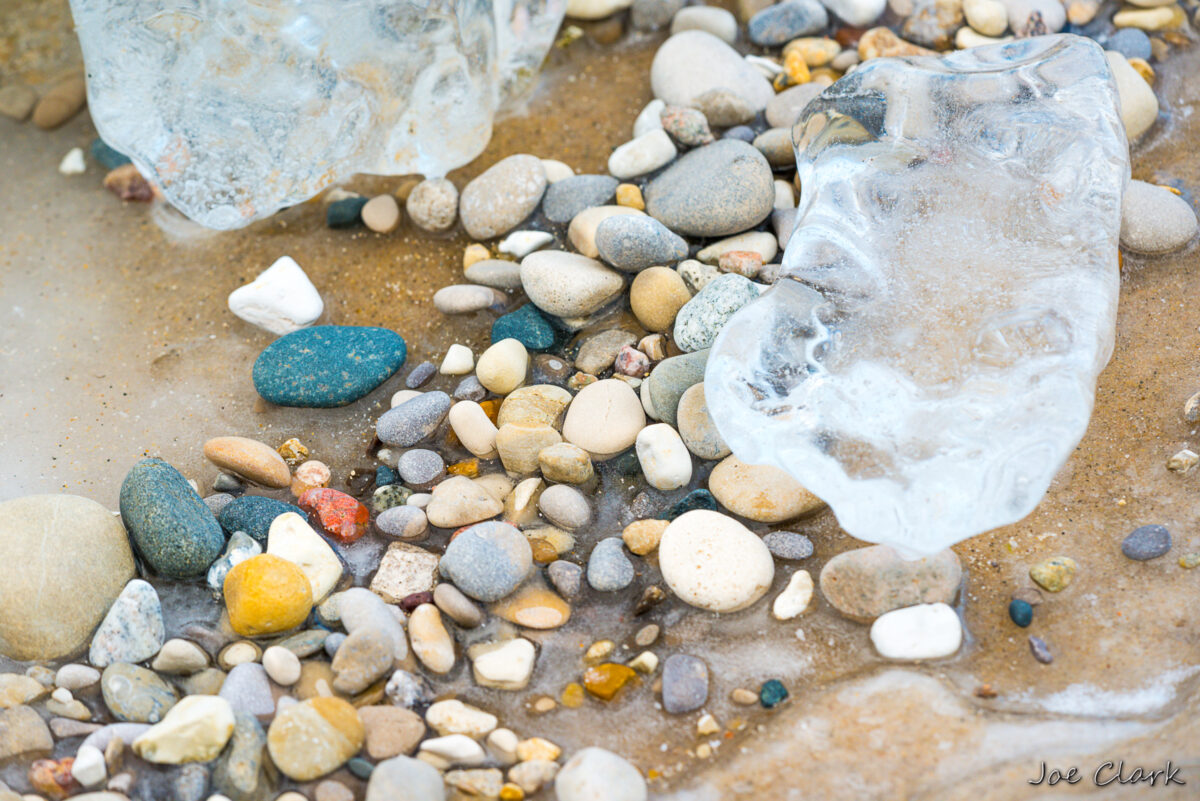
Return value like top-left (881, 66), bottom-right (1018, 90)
top-left (397, 449), bottom-right (446, 489)
top-left (661, 653), bottom-right (709, 713)
top-left (543, 175), bottom-right (620, 224)
top-left (595, 215), bottom-right (689, 272)
top-left (377, 392), bottom-right (452, 447)
top-left (650, 30), bottom-right (774, 112)
top-left (644, 140), bottom-right (775, 237)
top-left (1121, 525), bottom-right (1171, 561)
top-left (587, 538), bottom-right (635, 592)
top-left (438, 521), bottom-right (533, 602)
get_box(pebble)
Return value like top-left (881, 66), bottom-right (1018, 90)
top-left (438, 345), bottom-right (474, 378)
top-left (213, 712), bottom-right (267, 800)
top-left (55, 664), bottom-right (101, 691)
top-left (632, 0), bottom-right (685, 29)
top-left (218, 495), bottom-right (299, 544)
top-left (356, 705), bottom-right (424, 761)
top-left (0, 675), bottom-right (46, 708)
top-left (439, 521), bottom-right (533, 602)
top-left (497, 423), bottom-right (562, 474)
top-left (576, 329), bottom-right (638, 374)
top-left (963, 0), bottom-right (1006, 34)
top-left (748, 0), bottom-right (828, 44)
top-left (698, 231), bottom-right (779, 265)
top-left (465, 258), bottom-right (524, 290)
top-left (587, 538), bottom-right (636, 591)
top-left (520, 251), bottom-right (625, 318)
top-left (608, 130), bottom-right (679, 180)
top-left (406, 178), bottom-right (459, 232)
top-left (150, 638), bottom-right (208, 676)
top-left (459, 154), bottom-right (547, 239)
top-left (1008, 599), bottom-right (1033, 627)
top-left (377, 391), bottom-right (452, 447)
top-left (419, 733), bottom-right (487, 766)
top-left (1120, 180), bottom-right (1197, 253)
top-left (765, 83), bottom-right (824, 131)
top-left (119, 458), bottom-right (225, 579)
top-left (434, 284), bottom-right (504, 315)
top-left (490, 577), bottom-right (572, 629)
top-left (629, 267), bottom-right (691, 335)
top-left (223, 554), bottom-right (313, 636)
top-left (477, 338), bottom-right (530, 394)
top-left (433, 583), bottom-right (483, 628)
top-left (622, 519), bottom-right (669, 555)
top-left (633, 98), bottom-right (667, 137)
top-left (262, 645), bottom-right (302, 686)
top-left (548, 561), bottom-right (584, 599)
top-left (1029, 635), bottom-right (1053, 664)
top-left (368, 541), bottom-right (440, 604)
top-left (291, 459), bottom-right (331, 495)
top-left (510, 759), bottom-right (559, 793)
top-left (426, 475), bottom-right (505, 528)
top-left (267, 697), bottom-right (365, 780)
top-left (773, 570), bottom-right (814, 620)
top-left (455, 375), bottom-right (489, 401)
top-left (764, 530), bottom-right (814, 561)
top-left (299, 488), bottom-right (370, 542)
top-left (651, 31), bottom-right (774, 111)
top-left (500, 385), bottom-right (573, 428)
top-left (595, 215), bottom-right (689, 272)
top-left (397, 448), bottom-right (447, 489)
top-left (374, 506), bottom-right (429, 544)
top-left (101, 663), bottom-right (177, 723)
top-left (563, 379), bottom-right (647, 458)
top-left (84, 578), bottom-right (163, 669)
top-left (1029, 555), bottom-right (1077, 593)
top-left (708, 455), bottom-right (824, 522)
top-left (673, 273), bottom-right (760, 352)
top-left (493, 304), bottom-right (558, 352)
top-left (870, 603), bottom-right (962, 660)
top-left (0, 83), bottom-right (37, 120)
top-left (362, 195), bottom-right (401, 233)
top-left (675, 383), bottom-right (730, 460)
top-left (542, 175), bottom-right (620, 223)
top-left (131, 695), bottom-right (235, 764)
top-left (1107, 28), bottom-right (1152, 60)
top-left (469, 638), bottom-right (537, 690)
top-left (253, 325), bottom-right (407, 407)
top-left (204, 436), bottom-right (292, 489)
top-left (57, 147), bottom-right (85, 175)
top-left (647, 140), bottom-right (775, 238)
top-left (538, 442), bottom-right (595, 484)
top-left (327, 196), bottom-right (368, 227)
top-left (32, 74), bottom-right (86, 128)
top-left (539, 484), bottom-right (592, 529)
top-left (646, 349), bottom-right (709, 425)
top-left (1122, 524), bottom-right (1172, 561)
top-left (556, 747), bottom-right (647, 801)
top-left (660, 105), bottom-right (714, 146)
top-left (570, 207), bottom-right (645, 260)
top-left (71, 743), bottom-right (106, 787)
top-left (449, 401), bottom-right (500, 459)
top-left (267, 512), bottom-right (344, 601)
top-left (219, 662), bottom-right (275, 722)
top-left (759, 678), bottom-right (788, 708)
top-left (819, 545), bottom-right (962, 621)
top-left (365, 756), bottom-right (445, 801)
top-left (688, 90), bottom-right (752, 130)
top-left (567, 0), bottom-right (634, 18)
top-left (0, 705), bottom-right (52, 759)
top-left (659, 510), bottom-right (775, 612)
top-left (635, 423), bottom-right (693, 490)
top-left (657, 654), bottom-right (708, 715)
top-left (426, 699), bottom-right (497, 738)
top-left (670, 5), bottom-right (738, 43)
top-left (1105, 51), bottom-right (1159, 140)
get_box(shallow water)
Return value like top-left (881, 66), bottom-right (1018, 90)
top-left (2, 2), bottom-right (1200, 798)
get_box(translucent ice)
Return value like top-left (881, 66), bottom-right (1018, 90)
top-left (705, 36), bottom-right (1128, 556)
top-left (69, 0), bottom-right (566, 229)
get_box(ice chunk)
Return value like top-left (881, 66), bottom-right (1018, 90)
top-left (705, 36), bottom-right (1128, 556)
top-left (68, 0), bottom-right (566, 229)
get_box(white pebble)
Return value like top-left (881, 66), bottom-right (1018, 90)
top-left (55, 664), bottom-right (100, 691)
top-left (746, 54), bottom-right (785, 78)
top-left (391, 389), bottom-right (422, 408)
top-left (541, 159), bottom-right (575, 183)
top-left (1120, 180), bottom-right (1198, 254)
top-left (448, 401), bottom-right (500, 459)
top-left (71, 744), bottom-right (107, 787)
top-left (425, 699), bottom-right (498, 738)
top-left (227, 256), bottom-right (324, 336)
top-left (476, 338), bottom-right (529, 395)
top-left (635, 423), bottom-right (692, 491)
top-left (499, 230), bottom-right (555, 258)
top-left (440, 344), bottom-right (475, 375)
top-left (608, 129), bottom-right (678, 180)
top-left (820, 0), bottom-right (887, 26)
top-left (773, 180), bottom-right (795, 209)
top-left (58, 147), bottom-right (86, 175)
top-left (772, 570), bottom-right (813, 620)
top-left (632, 98), bottom-right (666, 138)
top-left (670, 6), bottom-right (738, 43)
top-left (658, 510), bottom-right (774, 612)
top-left (262, 645), bottom-right (301, 686)
top-left (1106, 50), bottom-right (1158, 140)
top-left (418, 734), bottom-right (487, 766)
top-left (51, 687), bottom-right (73, 704)
top-left (869, 603), bottom-right (963, 660)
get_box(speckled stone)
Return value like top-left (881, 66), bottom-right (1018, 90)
top-left (1122, 525), bottom-right (1172, 561)
top-left (218, 495), bottom-right (302, 543)
top-left (763, 531), bottom-right (814, 560)
top-left (673, 273), bottom-right (760, 352)
top-left (101, 663), bottom-right (177, 723)
top-left (547, 561), bottom-right (584, 600)
top-left (119, 458), bottom-right (225, 579)
top-left (212, 711), bottom-right (267, 800)
top-left (594, 215), bottom-right (689, 273)
top-left (587, 538), bottom-right (635, 591)
top-left (459, 154), bottom-right (548, 239)
top-left (253, 326), bottom-right (407, 408)
top-left (89, 580), bottom-right (165, 668)
top-left (747, 0), bottom-right (827, 45)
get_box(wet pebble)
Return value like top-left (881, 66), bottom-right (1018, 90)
top-left (365, 755), bottom-right (444, 801)
top-left (650, 31), bottom-right (774, 111)
top-left (464, 258), bottom-right (524, 290)
top-left (377, 391), bottom-right (452, 447)
top-left (407, 178), bottom-right (459, 232)
top-left (89, 580), bottom-right (165, 668)
top-left (219, 494), bottom-right (301, 543)
top-left (327, 196), bottom-right (367, 228)
top-left (659, 510), bottom-right (774, 612)
top-left (818, 544), bottom-right (962, 621)
top-left (376, 505), bottom-right (429, 540)
top-left (459, 155), bottom-right (547, 239)
top-left (608, 130), bottom-right (678, 180)
top-left (1029, 635), bottom-right (1053, 664)
top-left (426, 475), bottom-right (504, 528)
top-left (773, 570), bottom-right (814, 620)
top-left (253, 325), bottom-right (407, 408)
top-left (1122, 524), bottom-right (1171, 561)
top-left (362, 194), bottom-right (400, 233)
top-left (439, 521), bottom-right (533, 602)
top-left (563, 379), bottom-right (647, 458)
top-left (542, 174), bottom-right (620, 223)
top-left (1008, 599), bottom-right (1033, 628)
top-left (120, 458), bottom-right (225, 579)
top-left (670, 5), bottom-right (738, 43)
top-left (870, 603), bottom-right (963, 660)
top-left (434, 284), bottom-right (505, 315)
top-left (673, 273), bottom-right (760, 352)
top-left (548, 560), bottom-right (584, 600)
top-left (595, 214), bottom-right (689, 272)
top-left (225, 254), bottom-right (321, 336)
top-left (556, 747), bottom-right (647, 801)
top-left (587, 538), bottom-right (635, 591)
top-left (101, 663), bottom-right (177, 723)
top-left (520, 251), bottom-right (625, 318)
top-left (397, 448), bottom-right (446, 489)
top-left (661, 654), bottom-right (709, 713)
top-left (131, 695), bottom-right (235, 764)
top-left (359, 705), bottom-right (425, 760)
top-left (267, 697), bottom-right (364, 781)
top-left (747, 0), bottom-right (828, 44)
top-left (1029, 555), bottom-right (1077, 593)
top-left (709, 455), bottom-right (823, 522)
top-left (635, 423), bottom-right (692, 490)
top-left (1120, 180), bottom-right (1198, 253)
top-left (759, 679), bottom-right (788, 708)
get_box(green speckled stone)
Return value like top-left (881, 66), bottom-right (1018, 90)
top-left (119, 458), bottom-right (225, 579)
top-left (252, 326), bottom-right (407, 408)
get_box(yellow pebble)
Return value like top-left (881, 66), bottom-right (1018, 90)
top-left (516, 737), bottom-right (562, 762)
top-left (561, 682), bottom-right (586, 708)
top-left (500, 783), bottom-right (526, 801)
top-left (1128, 57), bottom-right (1155, 84)
top-left (1113, 4), bottom-right (1185, 30)
top-left (277, 437), bottom-right (309, 466)
top-left (784, 50), bottom-right (812, 85)
top-left (809, 67), bottom-right (839, 85)
top-left (224, 554), bottom-right (314, 637)
top-left (696, 743), bottom-right (712, 759)
top-left (782, 36), bottom-right (841, 67)
top-left (584, 640), bottom-right (615, 665)
top-left (582, 663), bottom-right (637, 700)
top-left (447, 459), bottom-right (480, 477)
top-left (616, 183), bottom-right (645, 210)
top-left (463, 243), bottom-right (490, 269)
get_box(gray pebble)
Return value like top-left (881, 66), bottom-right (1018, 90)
top-left (661, 654), bottom-right (708, 713)
top-left (174, 763), bottom-right (209, 801)
top-left (453, 375), bottom-right (487, 401)
top-left (1029, 636), bottom-right (1053, 664)
top-left (438, 521), bottom-right (533, 602)
top-left (645, 140), bottom-right (775, 237)
top-left (203, 492), bottom-right (235, 516)
top-left (433, 284), bottom-right (504, 315)
top-left (587, 538), bottom-right (635, 592)
top-left (1121, 524), bottom-right (1171, 561)
top-left (1107, 29), bottom-right (1152, 61)
top-left (538, 484), bottom-right (592, 530)
top-left (459, 154), bottom-right (547, 240)
top-left (650, 30), bottom-right (774, 112)
top-left (632, 0), bottom-right (685, 30)
top-left (406, 361), bottom-right (437, 389)
top-left (324, 632), bottom-right (348, 658)
top-left (219, 663), bottom-right (274, 721)
top-left (766, 83), bottom-right (824, 129)
top-left (548, 560), bottom-right (584, 600)
top-left (692, 89), bottom-right (754, 129)
top-left (773, 207), bottom-right (798, 249)
top-left (385, 669), bottom-right (435, 709)
top-left (433, 583), bottom-right (483, 628)
top-left (673, 273), bottom-right (760, 352)
top-left (764, 531), bottom-right (814, 560)
top-left (576, 329), bottom-right (638, 374)
top-left (464, 259), bottom-right (524, 290)
top-left (722, 125), bottom-right (757, 143)
top-left (595, 215), bottom-right (689, 272)
top-left (375, 505), bottom-right (429, 540)
top-left (212, 473), bottom-right (243, 493)
top-left (753, 128), bottom-right (794, 169)
top-left (397, 449), bottom-right (446, 489)
top-left (747, 0), bottom-right (828, 45)
top-left (646, 349), bottom-right (709, 426)
top-left (377, 392), bottom-right (452, 447)
top-left (542, 174), bottom-right (619, 224)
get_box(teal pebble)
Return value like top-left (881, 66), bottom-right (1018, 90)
top-left (492, 304), bottom-right (556, 351)
top-left (119, 458), bottom-right (226, 579)
top-left (253, 325), bottom-right (407, 408)
top-left (759, 679), bottom-right (788, 708)
top-left (327, 196), bottom-right (368, 228)
top-left (217, 495), bottom-right (302, 543)
top-left (90, 138), bottom-right (131, 169)
top-left (662, 489), bottom-right (718, 520)
top-left (347, 757), bottom-right (374, 780)
top-left (1008, 599), bottom-right (1033, 628)
top-left (376, 465), bottom-right (398, 486)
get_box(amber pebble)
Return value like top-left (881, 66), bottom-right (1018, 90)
top-left (29, 758), bottom-right (78, 800)
top-left (500, 783), bottom-right (526, 800)
top-left (582, 663), bottom-right (637, 701)
top-left (784, 50), bottom-right (811, 85)
top-left (529, 538), bottom-right (558, 564)
top-left (447, 459), bottom-right (480, 478)
top-left (561, 682), bottom-right (586, 709)
top-left (479, 399), bottom-right (502, 422)
top-left (616, 184), bottom-right (644, 210)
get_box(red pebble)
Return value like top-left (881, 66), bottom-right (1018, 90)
top-left (400, 591), bottom-right (433, 612)
top-left (30, 759), bottom-right (78, 801)
top-left (614, 345), bottom-right (651, 378)
top-left (717, 250), bottom-right (763, 278)
top-left (298, 488), bottom-right (370, 543)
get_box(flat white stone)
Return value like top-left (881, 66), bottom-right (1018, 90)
top-left (633, 99), bottom-right (667, 138)
top-left (470, 638), bottom-right (536, 690)
top-left (440, 344), bottom-right (475, 375)
top-left (59, 147), bottom-right (86, 175)
top-left (425, 699), bottom-right (498, 738)
top-left (869, 603), bottom-right (963, 660)
top-left (418, 734), bottom-right (487, 766)
top-left (227, 256), bottom-right (324, 336)
top-left (499, 230), bottom-right (554, 258)
top-left (635, 423), bottom-right (692, 490)
top-left (608, 129), bottom-right (678, 180)
top-left (772, 570), bottom-right (813, 620)
top-left (71, 744), bottom-right (107, 787)
top-left (267, 512), bottom-right (343, 602)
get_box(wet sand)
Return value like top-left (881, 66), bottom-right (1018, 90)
top-left (2, 1), bottom-right (1199, 798)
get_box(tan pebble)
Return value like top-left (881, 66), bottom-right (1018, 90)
top-left (291, 459), bottom-right (331, 496)
top-left (531, 696), bottom-right (557, 714)
top-left (362, 195), bottom-right (401, 233)
top-left (0, 84), bottom-right (37, 121)
top-left (622, 519), bottom-right (668, 555)
top-left (203, 435), bottom-right (291, 488)
top-left (615, 183), bottom-right (645, 210)
top-left (562, 379), bottom-right (646, 459)
top-left (503, 477), bottom-right (545, 527)
top-left (516, 737), bottom-right (561, 762)
top-left (731, 688), bottom-right (758, 705)
top-left (696, 743), bottom-right (712, 758)
top-left (497, 423), bottom-right (561, 475)
top-left (634, 624), bottom-right (660, 647)
top-left (697, 712), bottom-right (720, 735)
top-left (630, 267), bottom-right (692, 333)
top-left (584, 640), bottom-right (615, 665)
top-left (567, 205), bottom-right (644, 259)
top-left (498, 385), bottom-right (573, 429)
top-left (708, 455), bottom-right (824, 522)
top-left (477, 338), bottom-right (529, 395)
top-left (627, 651), bottom-right (658, 673)
top-left (408, 604), bottom-right (456, 674)
top-left (463, 243), bottom-right (491, 269)
top-left (32, 74), bottom-right (86, 129)
top-left (490, 577), bottom-right (571, 630)
top-left (537, 442), bottom-right (594, 484)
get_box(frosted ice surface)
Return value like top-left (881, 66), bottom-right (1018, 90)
top-left (705, 36), bottom-right (1129, 556)
top-left (69, 0), bottom-right (566, 228)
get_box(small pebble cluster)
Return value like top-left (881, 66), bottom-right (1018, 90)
top-left (1, 0), bottom-right (1198, 799)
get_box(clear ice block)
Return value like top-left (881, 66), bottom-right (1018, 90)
top-left (69, 0), bottom-right (566, 229)
top-left (705, 36), bottom-right (1129, 556)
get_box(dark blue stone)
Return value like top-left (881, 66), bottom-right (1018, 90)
top-left (760, 678), bottom-right (788, 708)
top-left (492, 304), bottom-right (556, 351)
top-left (218, 495), bottom-right (302, 543)
top-left (327, 196), bottom-right (368, 228)
top-left (253, 325), bottom-right (407, 408)
top-left (90, 138), bottom-right (131, 170)
top-left (747, 0), bottom-right (827, 46)
top-left (119, 458), bottom-right (225, 579)
top-left (405, 361), bottom-right (437, 389)
top-left (1121, 524), bottom-right (1171, 561)
top-left (662, 489), bottom-right (718, 520)
top-left (375, 465), bottom-right (398, 487)
top-left (1008, 599), bottom-right (1033, 628)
